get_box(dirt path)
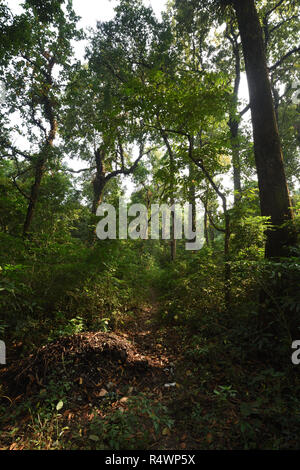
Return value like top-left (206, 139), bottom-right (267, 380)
top-left (117, 296), bottom-right (180, 369)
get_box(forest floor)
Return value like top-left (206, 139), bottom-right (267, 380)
top-left (0, 292), bottom-right (299, 450)
top-left (0, 298), bottom-right (199, 450)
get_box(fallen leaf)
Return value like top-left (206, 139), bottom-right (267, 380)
top-left (162, 427), bottom-right (170, 436)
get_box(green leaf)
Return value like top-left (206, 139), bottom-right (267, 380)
top-left (56, 400), bottom-right (64, 411)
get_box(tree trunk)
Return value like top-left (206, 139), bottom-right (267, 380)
top-left (188, 163), bottom-right (197, 234)
top-left (92, 176), bottom-right (106, 214)
top-left (170, 173), bottom-right (176, 261)
top-left (226, 27), bottom-right (242, 205)
top-left (92, 147), bottom-right (106, 214)
top-left (23, 155), bottom-right (46, 237)
top-left (209, 225), bottom-right (215, 244)
top-left (224, 210), bottom-right (231, 308)
top-left (203, 189), bottom-right (210, 246)
top-left (204, 206), bottom-right (209, 246)
top-left (160, 129), bottom-right (177, 261)
top-left (170, 215), bottom-right (177, 261)
top-left (229, 118), bottom-right (242, 205)
top-left (233, 0), bottom-right (297, 258)
top-left (22, 86), bottom-right (57, 237)
top-left (23, 119), bottom-right (57, 237)
top-left (170, 187), bottom-right (176, 261)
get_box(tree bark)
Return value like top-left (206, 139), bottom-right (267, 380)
top-left (229, 118), bottom-right (242, 205)
top-left (232, 0), bottom-right (297, 258)
top-left (23, 155), bottom-right (46, 237)
top-left (226, 26), bottom-right (242, 205)
top-left (160, 129), bottom-right (177, 261)
top-left (92, 147), bottom-right (106, 214)
top-left (204, 206), bottom-right (209, 246)
top-left (188, 162), bottom-right (197, 239)
top-left (23, 116), bottom-right (57, 237)
top-left (170, 190), bottom-right (177, 261)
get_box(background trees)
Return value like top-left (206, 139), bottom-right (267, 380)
top-left (0, 0), bottom-right (82, 236)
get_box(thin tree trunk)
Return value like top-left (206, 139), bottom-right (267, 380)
top-left (160, 129), bottom-right (177, 261)
top-left (188, 163), bottom-right (197, 234)
top-left (226, 27), bottom-right (242, 204)
top-left (170, 193), bottom-right (176, 261)
top-left (229, 118), bottom-right (242, 205)
top-left (209, 225), bottom-right (215, 244)
top-left (204, 207), bottom-right (209, 246)
top-left (224, 211), bottom-right (231, 308)
top-left (170, 211), bottom-right (176, 261)
top-left (233, 0), bottom-right (297, 258)
top-left (203, 189), bottom-right (210, 246)
top-left (92, 147), bottom-right (106, 214)
top-left (188, 162), bottom-right (197, 250)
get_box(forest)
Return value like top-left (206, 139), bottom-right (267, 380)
top-left (0, 0), bottom-right (299, 452)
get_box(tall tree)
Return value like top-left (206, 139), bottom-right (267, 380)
top-left (62, 64), bottom-right (153, 215)
top-left (0, 0), bottom-right (81, 237)
top-left (229, 0), bottom-right (297, 258)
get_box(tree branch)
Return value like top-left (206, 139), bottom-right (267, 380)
top-left (269, 46), bottom-right (300, 72)
top-left (239, 102), bottom-right (251, 117)
top-left (265, 0), bottom-right (286, 19)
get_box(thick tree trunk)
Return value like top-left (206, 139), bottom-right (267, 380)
top-left (23, 120), bottom-right (57, 237)
top-left (23, 155), bottom-right (46, 237)
top-left (22, 82), bottom-right (57, 237)
top-left (233, 0), bottom-right (297, 258)
top-left (92, 176), bottom-right (106, 214)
